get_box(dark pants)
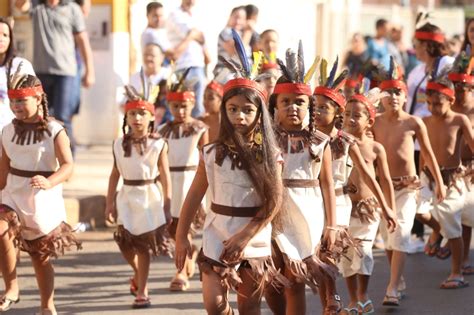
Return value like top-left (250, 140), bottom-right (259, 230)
top-left (37, 74), bottom-right (77, 155)
top-left (412, 150), bottom-right (424, 238)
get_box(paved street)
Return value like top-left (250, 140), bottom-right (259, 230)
top-left (4, 230), bottom-right (474, 315)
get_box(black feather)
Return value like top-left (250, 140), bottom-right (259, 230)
top-left (297, 40), bottom-right (305, 83)
top-left (218, 56), bottom-right (243, 77)
top-left (277, 58), bottom-right (293, 82)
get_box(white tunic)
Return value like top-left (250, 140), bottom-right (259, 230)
top-left (158, 120), bottom-right (207, 218)
top-left (274, 129), bottom-right (329, 261)
top-left (1, 120), bottom-right (66, 240)
top-left (201, 144), bottom-right (272, 263)
top-left (113, 136), bottom-right (167, 235)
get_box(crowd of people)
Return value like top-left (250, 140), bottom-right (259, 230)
top-left (0, 1), bottom-right (473, 315)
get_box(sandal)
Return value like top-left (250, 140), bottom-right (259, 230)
top-left (440, 278), bottom-right (469, 289)
top-left (382, 295), bottom-right (400, 306)
top-left (340, 307), bottom-right (358, 315)
top-left (324, 294), bottom-right (342, 314)
top-left (357, 299), bottom-right (374, 314)
top-left (129, 277), bottom-right (138, 297)
top-left (424, 235), bottom-right (442, 257)
top-left (436, 245), bottom-right (451, 260)
top-left (0, 296), bottom-right (20, 312)
top-left (186, 245), bottom-right (199, 278)
top-left (132, 296), bottom-right (151, 309)
top-left (169, 273), bottom-right (190, 291)
top-left (462, 264), bottom-right (474, 276)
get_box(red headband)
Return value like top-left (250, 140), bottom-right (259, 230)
top-left (345, 79), bottom-right (360, 88)
top-left (262, 62), bottom-right (278, 71)
top-left (349, 94), bottom-right (376, 119)
top-left (166, 91), bottom-right (195, 102)
top-left (273, 83), bottom-right (312, 96)
top-left (206, 81), bottom-right (224, 97)
top-left (7, 86), bottom-right (44, 99)
top-left (448, 73), bottom-right (474, 84)
top-left (379, 80), bottom-right (407, 93)
top-left (223, 78), bottom-right (268, 101)
top-left (313, 86), bottom-right (346, 109)
top-left (125, 100), bottom-right (155, 114)
top-left (426, 82), bottom-right (455, 98)
top-left (415, 31), bottom-right (445, 44)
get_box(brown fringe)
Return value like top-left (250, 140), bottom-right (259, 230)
top-left (197, 250), bottom-right (291, 296)
top-left (0, 205), bottom-right (21, 239)
top-left (122, 133), bottom-right (160, 157)
top-left (275, 127), bottom-right (328, 160)
top-left (11, 119), bottom-right (51, 145)
top-left (423, 166), bottom-right (465, 193)
top-left (318, 226), bottom-right (363, 268)
top-left (192, 205), bottom-right (207, 229)
top-left (19, 222), bottom-right (82, 260)
top-left (211, 141), bottom-right (264, 170)
top-left (114, 224), bottom-right (172, 257)
top-left (392, 175), bottom-right (422, 191)
top-left (462, 159), bottom-right (473, 184)
top-left (159, 119), bottom-right (207, 139)
top-left (329, 130), bottom-right (356, 160)
top-left (351, 196), bottom-right (380, 224)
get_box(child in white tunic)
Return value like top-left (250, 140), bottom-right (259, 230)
top-left (175, 74), bottom-right (289, 314)
top-left (0, 73), bottom-right (79, 315)
top-left (105, 85), bottom-right (172, 309)
top-left (264, 55), bottom-right (338, 314)
top-left (157, 84), bottom-right (208, 291)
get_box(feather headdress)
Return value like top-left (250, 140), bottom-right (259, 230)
top-left (273, 41), bottom-right (319, 96)
top-left (348, 87), bottom-right (384, 120)
top-left (123, 67), bottom-right (159, 113)
top-left (6, 61), bottom-right (44, 99)
top-left (370, 56), bottom-right (408, 92)
top-left (448, 45), bottom-right (474, 85)
top-left (426, 57), bottom-right (454, 98)
top-left (414, 11), bottom-right (445, 44)
top-left (221, 29), bottom-right (268, 101)
top-left (166, 67), bottom-right (196, 102)
top-left (313, 56), bottom-right (349, 108)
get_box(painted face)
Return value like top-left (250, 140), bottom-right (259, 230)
top-left (126, 108), bottom-right (153, 133)
top-left (381, 88), bottom-right (406, 113)
top-left (426, 92), bottom-right (453, 117)
top-left (314, 95), bottom-right (339, 127)
top-left (169, 100), bottom-right (193, 123)
top-left (275, 92), bottom-right (309, 130)
top-left (0, 22), bottom-right (11, 55)
top-left (225, 94), bottom-right (259, 135)
top-left (9, 95), bottom-right (41, 121)
top-left (343, 101), bottom-right (372, 135)
top-left (203, 88), bottom-right (221, 114)
top-left (147, 7), bottom-right (165, 28)
top-left (143, 44), bottom-right (164, 73)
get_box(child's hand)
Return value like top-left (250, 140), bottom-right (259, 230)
top-left (30, 175), bottom-right (52, 190)
top-left (382, 207), bottom-right (398, 233)
top-left (219, 232), bottom-right (251, 266)
top-left (175, 236), bottom-right (192, 272)
top-left (322, 227), bottom-right (337, 250)
top-left (435, 184), bottom-right (447, 203)
top-left (105, 204), bottom-right (117, 223)
top-left (164, 208), bottom-right (172, 226)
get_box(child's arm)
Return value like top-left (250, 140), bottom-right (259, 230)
top-left (31, 130), bottom-right (73, 190)
top-left (460, 114), bottom-right (474, 152)
top-left (105, 161), bottom-right (121, 223)
top-left (0, 145), bottom-right (10, 190)
top-left (349, 144), bottom-right (396, 232)
top-left (198, 130), bottom-right (209, 149)
top-left (415, 118), bottom-right (446, 202)
top-left (175, 158), bottom-right (208, 271)
top-left (158, 142), bottom-right (172, 225)
top-left (319, 145), bottom-right (337, 245)
top-left (374, 143), bottom-right (398, 231)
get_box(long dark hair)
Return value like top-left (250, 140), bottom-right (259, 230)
top-left (218, 87), bottom-right (283, 221)
top-left (0, 17), bottom-right (15, 67)
top-left (416, 23), bottom-right (447, 58)
top-left (461, 18), bottom-right (474, 52)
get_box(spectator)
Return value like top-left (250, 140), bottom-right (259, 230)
top-left (245, 4), bottom-right (259, 52)
top-left (166, 0), bottom-right (208, 118)
top-left (14, 0), bottom-right (95, 156)
top-left (343, 33), bottom-right (369, 74)
top-left (448, 34), bottom-right (464, 57)
top-left (213, 6), bottom-right (249, 83)
top-left (141, 2), bottom-right (171, 53)
top-left (259, 29), bottom-right (279, 60)
top-left (367, 18), bottom-right (402, 70)
top-left (75, 0), bottom-right (90, 17)
top-left (461, 18), bottom-right (474, 56)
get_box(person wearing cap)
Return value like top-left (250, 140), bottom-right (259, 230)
top-left (105, 84), bottom-right (172, 309)
top-left (418, 65), bottom-right (474, 289)
top-left (201, 80), bottom-right (223, 142)
top-left (371, 57), bottom-right (445, 307)
top-left (157, 72), bottom-right (209, 291)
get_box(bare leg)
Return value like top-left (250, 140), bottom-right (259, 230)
top-left (283, 269), bottom-right (305, 315)
top-left (416, 213), bottom-right (441, 244)
top-left (263, 245), bottom-right (286, 315)
top-left (118, 245), bottom-right (139, 284)
top-left (0, 220), bottom-right (19, 303)
top-left (202, 268), bottom-right (231, 314)
top-left (462, 225), bottom-right (472, 266)
top-left (385, 250), bottom-right (406, 297)
top-left (136, 251), bottom-right (150, 298)
top-left (448, 237), bottom-right (464, 279)
top-left (344, 275), bottom-right (358, 308)
top-left (237, 268), bottom-right (265, 315)
top-left (30, 254), bottom-right (55, 312)
top-left (385, 249), bottom-right (393, 265)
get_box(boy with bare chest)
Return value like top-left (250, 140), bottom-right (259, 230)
top-left (372, 62), bottom-right (445, 306)
top-left (419, 67), bottom-right (474, 289)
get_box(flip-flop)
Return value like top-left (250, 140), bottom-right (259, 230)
top-left (436, 246), bottom-right (451, 260)
top-left (129, 277), bottom-right (138, 296)
top-left (186, 245), bottom-right (199, 278)
top-left (341, 307), bottom-right (358, 315)
top-left (132, 296), bottom-right (151, 309)
top-left (424, 236), bottom-right (442, 257)
top-left (382, 295), bottom-right (400, 306)
top-left (169, 274), bottom-right (190, 292)
top-left (462, 264), bottom-right (474, 276)
top-left (440, 278), bottom-right (469, 289)
top-left (357, 299), bottom-right (374, 314)
top-left (0, 296), bottom-right (20, 312)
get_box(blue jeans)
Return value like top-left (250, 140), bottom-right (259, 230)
top-left (37, 73), bottom-right (76, 154)
top-left (176, 67), bottom-right (206, 118)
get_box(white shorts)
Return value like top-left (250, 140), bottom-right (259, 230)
top-left (461, 179), bottom-right (474, 228)
top-left (417, 172), bottom-right (433, 215)
top-left (431, 180), bottom-right (466, 239)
